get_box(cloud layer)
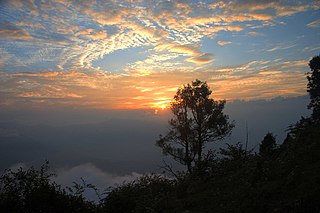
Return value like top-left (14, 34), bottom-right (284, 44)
top-left (0, 0), bottom-right (319, 109)
top-left (0, 58), bottom-right (310, 109)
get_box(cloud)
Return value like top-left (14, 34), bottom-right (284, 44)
top-left (154, 43), bottom-right (200, 56)
top-left (15, 21), bottom-right (44, 29)
top-left (124, 52), bottom-right (189, 76)
top-left (226, 0), bottom-right (277, 11)
top-left (76, 29), bottom-right (108, 40)
top-left (1, 71), bottom-right (123, 108)
top-left (226, 0), bottom-right (309, 17)
top-left (54, 163), bottom-right (143, 201)
top-left (0, 48), bottom-right (14, 70)
top-left (307, 19), bottom-right (320, 28)
top-left (186, 53), bottom-right (214, 64)
top-left (303, 46), bottom-right (320, 52)
top-left (153, 43), bottom-right (215, 65)
top-left (0, 0), bottom-right (317, 109)
top-left (275, 5), bottom-right (307, 17)
top-left (5, 0), bottom-right (39, 16)
top-left (0, 22), bottom-right (33, 40)
top-left (266, 43), bottom-right (296, 52)
top-left (247, 31), bottom-right (263, 36)
top-left (183, 16), bottom-right (222, 27)
top-left (0, 72), bottom-right (60, 77)
top-left (0, 58), bottom-right (310, 110)
top-left (0, 0), bottom-right (317, 73)
top-left (217, 41), bottom-right (233, 46)
top-left (249, 13), bottom-right (273, 21)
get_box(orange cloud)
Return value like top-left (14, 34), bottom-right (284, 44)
top-left (83, 30), bottom-right (108, 40)
top-left (0, 0), bottom-right (317, 110)
top-left (249, 13), bottom-right (273, 21)
top-left (186, 53), bottom-right (214, 64)
top-left (153, 43), bottom-right (214, 65)
top-left (0, 28), bottom-right (32, 40)
top-left (154, 43), bottom-right (200, 56)
top-left (276, 5), bottom-right (306, 17)
top-left (0, 59), bottom-right (309, 110)
top-left (222, 14), bottom-right (271, 22)
top-left (217, 41), bottom-right (232, 46)
top-left (0, 72), bottom-right (60, 77)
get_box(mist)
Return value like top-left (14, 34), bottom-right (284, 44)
top-left (0, 95), bottom-right (310, 192)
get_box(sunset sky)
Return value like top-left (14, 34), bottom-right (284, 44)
top-left (1, 1), bottom-right (319, 197)
top-left (1, 0), bottom-right (319, 110)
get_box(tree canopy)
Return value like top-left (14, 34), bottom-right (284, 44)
top-left (259, 132), bottom-right (277, 158)
top-left (307, 54), bottom-right (320, 123)
top-left (156, 79), bottom-right (234, 173)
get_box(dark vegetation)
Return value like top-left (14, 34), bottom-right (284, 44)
top-left (1, 55), bottom-right (319, 212)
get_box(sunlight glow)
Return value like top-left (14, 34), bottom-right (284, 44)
top-left (160, 105), bottom-right (167, 110)
top-left (150, 97), bottom-right (171, 111)
top-left (153, 104), bottom-right (168, 115)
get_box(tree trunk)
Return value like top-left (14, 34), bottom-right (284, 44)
top-left (184, 104), bottom-right (192, 173)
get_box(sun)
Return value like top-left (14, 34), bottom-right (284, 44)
top-left (152, 101), bottom-right (170, 114)
top-left (160, 104), bottom-right (167, 110)
top-left (154, 104), bottom-right (168, 114)
top-left (151, 98), bottom-right (171, 112)
top-left (155, 103), bottom-right (169, 111)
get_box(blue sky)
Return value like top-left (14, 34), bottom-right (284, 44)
top-left (0, 0), bottom-right (319, 110)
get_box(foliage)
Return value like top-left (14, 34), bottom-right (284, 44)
top-left (157, 79), bottom-right (234, 173)
top-left (259, 132), bottom-right (277, 158)
top-left (0, 161), bottom-right (97, 213)
top-left (307, 54), bottom-right (320, 122)
top-left (101, 174), bottom-right (175, 213)
top-left (102, 125), bottom-right (319, 212)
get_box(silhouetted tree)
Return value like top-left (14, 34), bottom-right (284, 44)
top-left (307, 54), bottom-right (320, 123)
top-left (288, 55), bottom-right (320, 135)
top-left (0, 161), bottom-right (97, 213)
top-left (157, 79), bottom-right (234, 173)
top-left (220, 142), bottom-right (248, 162)
top-left (259, 132), bottom-right (277, 158)
top-left (102, 174), bottom-right (174, 212)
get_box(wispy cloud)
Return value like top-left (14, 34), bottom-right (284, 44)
top-left (267, 44), bottom-right (296, 52)
top-left (0, 21), bottom-right (33, 40)
top-left (0, 0), bottom-right (317, 109)
top-left (186, 53), bottom-right (214, 64)
top-left (154, 43), bottom-right (200, 56)
top-left (153, 43), bottom-right (215, 64)
top-left (307, 19), bottom-right (320, 28)
top-left (217, 41), bottom-right (233, 46)
top-left (303, 46), bottom-right (320, 52)
top-left (0, 59), bottom-right (309, 109)
top-left (1, 0), bottom-right (316, 72)
top-left (247, 31), bottom-right (264, 36)
top-left (226, 0), bottom-right (310, 17)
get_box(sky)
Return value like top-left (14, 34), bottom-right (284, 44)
top-left (0, 0), bottom-right (319, 200)
top-left (0, 0), bottom-right (319, 110)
